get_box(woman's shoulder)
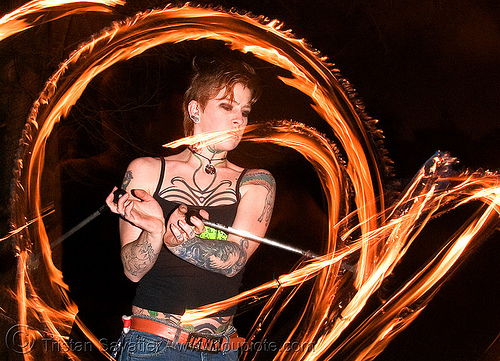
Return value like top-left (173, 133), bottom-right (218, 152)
top-left (127, 156), bottom-right (163, 171)
top-left (125, 157), bottom-right (163, 189)
top-left (133, 151), bottom-right (191, 177)
top-left (239, 168), bottom-right (276, 188)
top-left (237, 168), bottom-right (276, 205)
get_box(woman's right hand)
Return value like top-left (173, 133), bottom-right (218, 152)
top-left (105, 187), bottom-right (165, 236)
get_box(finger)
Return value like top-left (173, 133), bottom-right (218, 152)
top-left (116, 192), bottom-right (130, 215)
top-left (122, 199), bottom-right (134, 218)
top-left (170, 223), bottom-right (185, 245)
top-left (178, 220), bottom-right (196, 239)
top-left (177, 204), bottom-right (188, 216)
top-left (188, 216), bottom-right (205, 234)
top-left (199, 209), bottom-right (209, 220)
top-left (130, 188), bottom-right (152, 201)
top-left (105, 187), bottom-right (119, 212)
top-left (117, 191), bottom-right (130, 207)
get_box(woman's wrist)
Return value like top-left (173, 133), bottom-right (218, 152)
top-left (147, 220), bottom-right (166, 238)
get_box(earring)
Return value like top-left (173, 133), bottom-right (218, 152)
top-left (190, 114), bottom-right (200, 123)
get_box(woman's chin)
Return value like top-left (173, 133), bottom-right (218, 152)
top-left (216, 139), bottom-right (241, 152)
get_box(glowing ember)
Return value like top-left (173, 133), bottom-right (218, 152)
top-left (0, 0), bottom-right (125, 42)
top-left (1, 3), bottom-right (499, 361)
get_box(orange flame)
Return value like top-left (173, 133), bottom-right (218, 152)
top-left (0, 0), bottom-right (125, 42)
top-left (163, 126), bottom-right (249, 150)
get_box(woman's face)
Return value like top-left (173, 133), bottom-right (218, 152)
top-left (190, 82), bottom-right (253, 152)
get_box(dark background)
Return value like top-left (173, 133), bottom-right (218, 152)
top-left (0, 1), bottom-right (499, 360)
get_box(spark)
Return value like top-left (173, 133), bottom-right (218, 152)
top-left (0, 207), bottom-right (54, 243)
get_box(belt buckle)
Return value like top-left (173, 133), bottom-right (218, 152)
top-left (185, 332), bottom-right (224, 354)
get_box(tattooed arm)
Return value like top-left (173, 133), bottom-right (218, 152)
top-left (168, 234), bottom-right (248, 277)
top-left (106, 157), bottom-right (165, 282)
top-left (120, 224), bottom-right (164, 282)
top-left (167, 169), bottom-right (276, 277)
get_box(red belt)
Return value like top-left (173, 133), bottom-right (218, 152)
top-left (129, 316), bottom-right (245, 354)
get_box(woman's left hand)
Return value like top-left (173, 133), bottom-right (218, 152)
top-left (164, 205), bottom-right (208, 247)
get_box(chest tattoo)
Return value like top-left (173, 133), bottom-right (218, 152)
top-left (158, 167), bottom-right (237, 207)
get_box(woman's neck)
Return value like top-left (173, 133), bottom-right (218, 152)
top-left (188, 147), bottom-right (228, 175)
top-left (194, 146), bottom-right (227, 159)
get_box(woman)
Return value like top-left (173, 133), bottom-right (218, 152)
top-left (105, 56), bottom-right (276, 360)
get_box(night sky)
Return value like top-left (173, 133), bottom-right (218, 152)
top-left (0, 1), bottom-right (499, 360)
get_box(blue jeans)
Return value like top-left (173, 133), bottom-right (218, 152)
top-left (117, 330), bottom-right (239, 361)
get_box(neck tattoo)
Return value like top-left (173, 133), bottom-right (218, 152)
top-left (190, 148), bottom-right (227, 175)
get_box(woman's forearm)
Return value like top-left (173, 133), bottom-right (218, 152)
top-left (121, 229), bottom-right (164, 282)
top-left (168, 236), bottom-right (249, 277)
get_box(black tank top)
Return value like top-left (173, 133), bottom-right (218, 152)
top-left (132, 157), bottom-right (246, 316)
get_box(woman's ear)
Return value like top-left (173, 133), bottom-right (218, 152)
top-left (187, 100), bottom-right (200, 118)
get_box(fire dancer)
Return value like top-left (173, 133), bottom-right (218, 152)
top-left (105, 55), bottom-right (275, 360)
